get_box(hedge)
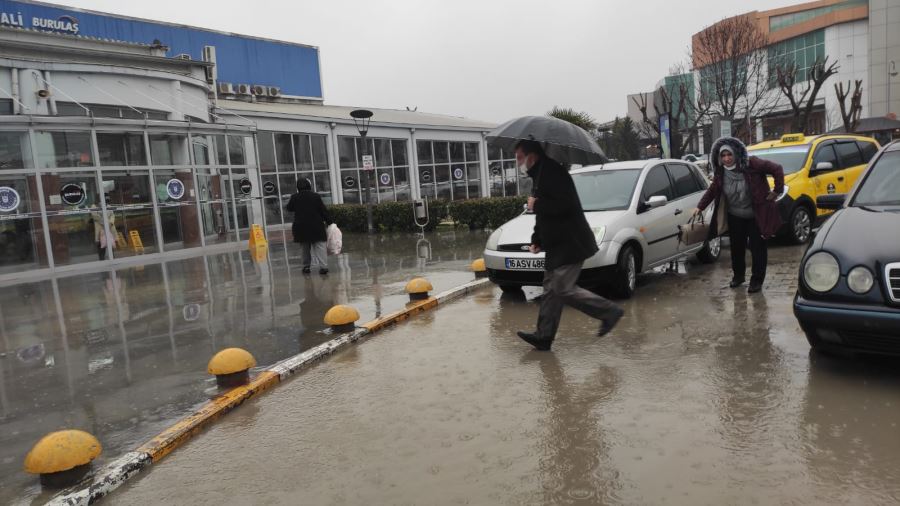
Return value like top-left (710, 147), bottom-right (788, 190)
top-left (326, 196), bottom-right (527, 233)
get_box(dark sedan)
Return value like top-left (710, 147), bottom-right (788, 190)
top-left (794, 140), bottom-right (900, 356)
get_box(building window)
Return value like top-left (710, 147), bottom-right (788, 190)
top-left (56, 102), bottom-right (168, 120)
top-left (34, 131), bottom-right (94, 168)
top-left (488, 145), bottom-right (527, 197)
top-left (769, 0), bottom-right (867, 33)
top-left (0, 99), bottom-right (12, 115)
top-left (699, 57), bottom-right (748, 102)
top-left (149, 134), bottom-right (189, 165)
top-left (417, 140), bottom-right (481, 201)
top-left (0, 131), bottom-right (33, 169)
top-left (270, 133), bottom-right (333, 206)
top-left (97, 132), bottom-right (147, 166)
top-left (767, 30), bottom-right (825, 88)
top-left (338, 136), bottom-right (409, 204)
top-left (257, 132), bottom-right (276, 172)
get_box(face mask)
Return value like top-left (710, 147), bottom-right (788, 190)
top-left (518, 157), bottom-right (531, 175)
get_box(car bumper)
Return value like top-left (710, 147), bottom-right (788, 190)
top-left (794, 294), bottom-right (900, 355)
top-left (483, 242), bottom-right (618, 287)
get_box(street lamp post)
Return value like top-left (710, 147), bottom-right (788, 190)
top-left (888, 61), bottom-right (898, 117)
top-left (351, 109), bottom-right (375, 234)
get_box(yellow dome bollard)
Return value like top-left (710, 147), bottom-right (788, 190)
top-left (208, 348), bottom-right (257, 388)
top-left (406, 278), bottom-right (433, 301)
top-left (324, 305), bottom-right (360, 333)
top-left (471, 258), bottom-right (487, 279)
top-left (24, 430), bottom-right (102, 489)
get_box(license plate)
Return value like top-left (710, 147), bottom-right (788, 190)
top-left (505, 258), bottom-right (544, 270)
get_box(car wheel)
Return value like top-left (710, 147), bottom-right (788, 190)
top-left (789, 205), bottom-right (812, 244)
top-left (613, 245), bottom-right (637, 299)
top-left (696, 236), bottom-right (721, 264)
top-left (499, 284), bottom-right (523, 294)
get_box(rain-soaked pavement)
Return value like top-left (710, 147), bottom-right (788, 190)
top-left (0, 229), bottom-right (488, 505)
top-left (110, 243), bottom-right (900, 506)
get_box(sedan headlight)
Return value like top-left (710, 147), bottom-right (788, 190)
top-left (486, 228), bottom-right (503, 251)
top-left (592, 226), bottom-right (606, 244)
top-left (847, 266), bottom-right (874, 294)
top-left (803, 251), bottom-right (840, 293)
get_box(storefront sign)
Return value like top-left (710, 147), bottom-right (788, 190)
top-left (379, 173), bottom-right (391, 186)
top-left (166, 178), bottom-right (185, 200)
top-left (0, 11), bottom-right (80, 34)
top-left (239, 178), bottom-right (252, 195)
top-left (60, 183), bottom-right (86, 206)
top-left (421, 170), bottom-right (432, 183)
top-left (344, 176), bottom-right (356, 188)
top-left (453, 167), bottom-right (465, 180)
top-left (263, 181), bottom-right (276, 195)
top-left (183, 303), bottom-right (201, 322)
top-left (0, 186), bottom-right (20, 212)
top-left (362, 155), bottom-right (374, 171)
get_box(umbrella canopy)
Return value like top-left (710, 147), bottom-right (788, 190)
top-left (486, 115), bottom-right (608, 165)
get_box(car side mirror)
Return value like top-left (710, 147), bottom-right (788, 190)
top-left (814, 162), bottom-right (834, 172)
top-left (645, 195), bottom-right (668, 209)
top-left (816, 193), bottom-right (846, 210)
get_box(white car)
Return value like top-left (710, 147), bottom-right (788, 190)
top-left (483, 159), bottom-right (721, 298)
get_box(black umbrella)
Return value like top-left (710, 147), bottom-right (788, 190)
top-left (486, 115), bottom-right (608, 165)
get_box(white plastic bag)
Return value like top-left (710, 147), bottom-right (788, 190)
top-left (326, 223), bottom-right (342, 255)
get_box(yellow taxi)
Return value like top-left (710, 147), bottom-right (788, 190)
top-left (747, 133), bottom-right (880, 243)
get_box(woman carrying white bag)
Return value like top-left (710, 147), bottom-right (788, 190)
top-left (326, 223), bottom-right (342, 256)
top-left (286, 178), bottom-right (333, 275)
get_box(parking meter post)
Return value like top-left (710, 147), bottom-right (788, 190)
top-left (413, 196), bottom-right (429, 236)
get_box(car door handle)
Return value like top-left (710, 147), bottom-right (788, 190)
top-left (837, 176), bottom-right (845, 181)
top-left (674, 209), bottom-right (683, 215)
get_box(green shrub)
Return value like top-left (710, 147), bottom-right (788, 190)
top-left (327, 199), bottom-right (449, 233)
top-left (448, 196), bottom-right (527, 230)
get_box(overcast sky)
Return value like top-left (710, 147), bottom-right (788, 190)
top-left (62, 0), bottom-right (794, 123)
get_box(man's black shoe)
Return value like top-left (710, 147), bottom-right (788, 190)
top-left (516, 331), bottom-right (552, 351)
top-left (598, 308), bottom-right (625, 337)
top-left (302, 267), bottom-right (311, 274)
top-left (748, 281), bottom-right (763, 293)
top-left (729, 278), bottom-right (745, 288)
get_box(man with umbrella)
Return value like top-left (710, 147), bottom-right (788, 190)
top-left (489, 116), bottom-right (624, 351)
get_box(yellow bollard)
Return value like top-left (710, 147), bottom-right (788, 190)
top-left (207, 348), bottom-right (257, 388)
top-left (471, 258), bottom-right (487, 279)
top-left (324, 305), bottom-right (360, 333)
top-left (405, 278), bottom-right (433, 301)
top-left (24, 430), bottom-right (102, 489)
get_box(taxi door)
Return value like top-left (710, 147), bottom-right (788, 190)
top-left (808, 141), bottom-right (844, 217)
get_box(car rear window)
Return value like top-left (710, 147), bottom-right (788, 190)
top-left (857, 141), bottom-right (878, 163)
top-left (835, 142), bottom-right (864, 168)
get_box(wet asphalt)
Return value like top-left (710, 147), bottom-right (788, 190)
top-left (109, 243), bottom-right (900, 505)
top-left (0, 230), bottom-right (488, 505)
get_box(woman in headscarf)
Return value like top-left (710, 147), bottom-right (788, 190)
top-left (693, 137), bottom-right (785, 294)
top-left (286, 178), bottom-right (332, 275)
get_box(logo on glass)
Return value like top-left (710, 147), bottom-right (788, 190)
top-left (0, 187), bottom-right (21, 213)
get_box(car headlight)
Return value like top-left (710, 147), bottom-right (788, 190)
top-left (847, 266), bottom-right (874, 294)
top-left (592, 226), bottom-right (606, 244)
top-left (486, 228), bottom-right (503, 251)
top-left (803, 251), bottom-right (840, 293)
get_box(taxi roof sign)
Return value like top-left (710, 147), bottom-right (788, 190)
top-left (780, 133), bottom-right (805, 143)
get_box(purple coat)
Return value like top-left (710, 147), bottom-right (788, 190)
top-left (697, 137), bottom-right (785, 238)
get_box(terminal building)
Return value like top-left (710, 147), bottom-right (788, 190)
top-left (0, 0), bottom-right (516, 281)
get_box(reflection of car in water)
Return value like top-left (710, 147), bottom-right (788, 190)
top-left (746, 133), bottom-right (880, 244)
top-left (794, 140), bottom-right (900, 356)
top-left (483, 160), bottom-right (720, 298)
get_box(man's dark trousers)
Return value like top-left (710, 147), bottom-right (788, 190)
top-left (537, 261), bottom-right (621, 340)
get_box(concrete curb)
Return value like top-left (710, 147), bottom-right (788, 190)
top-left (47, 277), bottom-right (492, 505)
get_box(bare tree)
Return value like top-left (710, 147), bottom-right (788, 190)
top-left (835, 79), bottom-right (863, 133)
top-left (775, 57), bottom-right (839, 134)
top-left (630, 66), bottom-right (713, 158)
top-left (692, 14), bottom-right (777, 139)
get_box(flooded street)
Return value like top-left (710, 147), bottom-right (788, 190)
top-left (112, 243), bottom-right (900, 505)
top-left (0, 230), bottom-right (488, 505)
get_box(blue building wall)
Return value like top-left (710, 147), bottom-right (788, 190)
top-left (0, 0), bottom-right (323, 98)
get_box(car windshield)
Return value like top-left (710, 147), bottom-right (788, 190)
top-left (852, 151), bottom-right (900, 208)
top-left (573, 169), bottom-right (641, 211)
top-left (748, 146), bottom-right (810, 175)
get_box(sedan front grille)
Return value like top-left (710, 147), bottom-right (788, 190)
top-left (839, 329), bottom-right (900, 355)
top-left (887, 263), bottom-right (900, 303)
top-left (498, 244), bottom-right (532, 252)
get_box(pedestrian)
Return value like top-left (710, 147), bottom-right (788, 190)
top-left (286, 178), bottom-right (332, 275)
top-left (91, 203), bottom-right (115, 261)
top-left (692, 136), bottom-right (785, 294)
top-left (515, 140), bottom-right (624, 351)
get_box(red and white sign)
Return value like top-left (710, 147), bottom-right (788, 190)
top-left (362, 155), bottom-right (374, 171)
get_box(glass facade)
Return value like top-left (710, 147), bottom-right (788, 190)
top-left (0, 126), bottom-right (258, 275)
top-left (769, 1), bottom-right (867, 33)
top-left (767, 30), bottom-right (826, 88)
top-left (338, 136), bottom-right (410, 204)
top-left (487, 146), bottom-right (529, 197)
top-left (416, 140), bottom-right (481, 201)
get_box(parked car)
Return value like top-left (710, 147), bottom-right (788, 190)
top-left (794, 140), bottom-right (900, 356)
top-left (483, 160), bottom-right (721, 298)
top-left (746, 133), bottom-right (880, 244)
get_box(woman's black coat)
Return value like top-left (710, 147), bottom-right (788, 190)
top-left (285, 191), bottom-right (331, 243)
